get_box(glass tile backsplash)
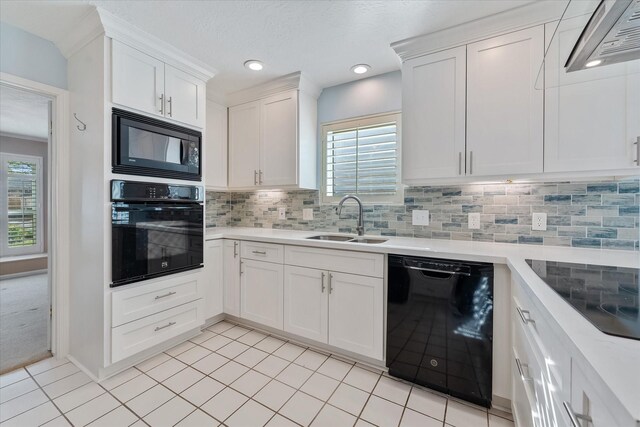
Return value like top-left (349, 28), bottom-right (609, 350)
top-left (206, 179), bottom-right (639, 250)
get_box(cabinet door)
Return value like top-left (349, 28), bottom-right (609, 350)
top-left (284, 265), bottom-right (328, 343)
top-left (467, 26), bottom-right (544, 176)
top-left (165, 64), bottom-right (206, 128)
top-left (260, 91), bottom-right (298, 187)
top-left (544, 17), bottom-right (640, 172)
top-left (205, 100), bottom-right (228, 189)
top-left (240, 259), bottom-right (284, 329)
top-left (112, 40), bottom-right (164, 117)
top-left (402, 46), bottom-right (467, 181)
top-left (328, 272), bottom-right (383, 360)
top-left (228, 101), bottom-right (261, 188)
top-left (204, 240), bottom-right (224, 319)
top-left (223, 240), bottom-right (240, 317)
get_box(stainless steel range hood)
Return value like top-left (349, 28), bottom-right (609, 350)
top-left (565, 0), bottom-right (640, 72)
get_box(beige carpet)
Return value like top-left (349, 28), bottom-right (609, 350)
top-left (0, 273), bottom-right (50, 373)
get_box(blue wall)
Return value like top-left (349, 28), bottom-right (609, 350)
top-left (0, 21), bottom-right (67, 89)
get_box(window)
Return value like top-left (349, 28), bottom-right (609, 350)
top-left (322, 112), bottom-right (402, 203)
top-left (0, 153), bottom-right (43, 256)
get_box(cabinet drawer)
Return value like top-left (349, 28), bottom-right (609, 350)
top-left (512, 276), bottom-right (570, 393)
top-left (241, 241), bottom-right (284, 263)
top-left (112, 274), bottom-right (201, 327)
top-left (111, 300), bottom-right (204, 363)
top-left (285, 245), bottom-right (384, 278)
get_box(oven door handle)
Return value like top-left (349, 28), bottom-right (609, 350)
top-left (404, 265), bottom-right (471, 277)
top-left (113, 205), bottom-right (198, 212)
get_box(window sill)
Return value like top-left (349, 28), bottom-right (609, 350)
top-left (0, 253), bottom-right (48, 263)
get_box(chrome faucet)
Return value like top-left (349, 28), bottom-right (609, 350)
top-left (336, 194), bottom-right (365, 236)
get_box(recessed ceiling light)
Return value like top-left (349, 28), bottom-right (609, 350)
top-left (351, 64), bottom-right (371, 74)
top-left (244, 60), bottom-right (264, 71)
top-left (585, 59), bottom-right (602, 68)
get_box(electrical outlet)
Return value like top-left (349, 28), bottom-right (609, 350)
top-left (468, 213), bottom-right (481, 230)
top-left (302, 208), bottom-right (313, 220)
top-left (412, 210), bottom-right (429, 226)
top-left (278, 207), bottom-right (286, 220)
top-left (532, 212), bottom-right (547, 231)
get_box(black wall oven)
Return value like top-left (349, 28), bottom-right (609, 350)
top-left (112, 108), bottom-right (202, 181)
top-left (111, 180), bottom-right (204, 287)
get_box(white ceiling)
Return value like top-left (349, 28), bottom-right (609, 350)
top-left (0, 0), bottom-right (537, 98)
top-left (0, 85), bottom-right (50, 142)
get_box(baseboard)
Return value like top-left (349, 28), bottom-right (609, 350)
top-left (0, 269), bottom-right (48, 280)
top-left (491, 394), bottom-right (513, 414)
top-left (66, 354), bottom-right (101, 383)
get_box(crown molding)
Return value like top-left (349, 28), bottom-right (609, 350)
top-left (56, 7), bottom-right (216, 82)
top-left (226, 72), bottom-right (321, 107)
top-left (391, 1), bottom-right (568, 61)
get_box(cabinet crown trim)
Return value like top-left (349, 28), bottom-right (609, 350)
top-left (58, 7), bottom-right (217, 82)
top-left (227, 71), bottom-right (320, 107)
top-left (391, 1), bottom-right (567, 61)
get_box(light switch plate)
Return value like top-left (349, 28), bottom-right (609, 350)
top-left (302, 208), bottom-right (313, 220)
top-left (412, 210), bottom-right (430, 226)
top-left (532, 212), bottom-right (547, 231)
top-left (468, 213), bottom-right (481, 230)
top-left (278, 207), bottom-right (286, 220)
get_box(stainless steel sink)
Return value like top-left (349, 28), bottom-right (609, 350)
top-left (348, 237), bottom-right (388, 244)
top-left (306, 235), bottom-right (387, 244)
top-left (306, 235), bottom-right (354, 242)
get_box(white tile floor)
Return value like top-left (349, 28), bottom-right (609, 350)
top-left (0, 320), bottom-right (515, 427)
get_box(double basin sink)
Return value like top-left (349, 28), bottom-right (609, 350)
top-left (306, 235), bottom-right (387, 244)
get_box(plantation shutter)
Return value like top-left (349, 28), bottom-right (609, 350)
top-left (325, 117), bottom-right (399, 197)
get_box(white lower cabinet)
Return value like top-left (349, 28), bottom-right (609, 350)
top-left (204, 239), bottom-right (223, 319)
top-left (327, 272), bottom-right (383, 360)
top-left (240, 258), bottom-right (284, 329)
top-left (283, 265), bottom-right (328, 343)
top-left (223, 240), bottom-right (241, 317)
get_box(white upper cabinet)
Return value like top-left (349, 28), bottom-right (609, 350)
top-left (260, 91), bottom-right (298, 187)
top-left (402, 46), bottom-right (467, 182)
top-left (112, 40), bottom-right (165, 118)
top-left (227, 73), bottom-right (319, 190)
top-left (111, 40), bottom-right (206, 128)
top-left (466, 26), bottom-right (544, 176)
top-left (205, 100), bottom-right (228, 189)
top-left (164, 65), bottom-right (206, 128)
top-left (544, 16), bottom-right (640, 173)
top-left (228, 101), bottom-right (261, 187)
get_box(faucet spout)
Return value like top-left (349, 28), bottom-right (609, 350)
top-left (336, 194), bottom-right (365, 236)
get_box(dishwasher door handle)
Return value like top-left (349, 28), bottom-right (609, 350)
top-left (404, 265), bottom-right (471, 277)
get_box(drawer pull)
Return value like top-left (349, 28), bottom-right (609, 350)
top-left (517, 306), bottom-right (535, 324)
top-left (515, 357), bottom-right (532, 382)
top-left (154, 321), bottom-right (176, 332)
top-left (563, 401), bottom-right (592, 427)
top-left (155, 291), bottom-right (177, 300)
top-left (252, 250), bottom-right (267, 255)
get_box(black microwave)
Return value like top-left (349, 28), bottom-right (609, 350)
top-left (112, 108), bottom-right (202, 181)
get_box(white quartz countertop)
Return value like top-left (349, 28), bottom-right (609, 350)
top-left (205, 227), bottom-right (640, 420)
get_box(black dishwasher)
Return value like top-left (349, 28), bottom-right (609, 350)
top-left (386, 255), bottom-right (494, 407)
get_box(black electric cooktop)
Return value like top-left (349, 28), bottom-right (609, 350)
top-left (526, 259), bottom-right (639, 341)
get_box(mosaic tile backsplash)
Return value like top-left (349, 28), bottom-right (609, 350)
top-left (206, 179), bottom-right (640, 250)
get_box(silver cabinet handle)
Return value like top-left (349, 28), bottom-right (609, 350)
top-left (328, 273), bottom-right (334, 294)
top-left (634, 136), bottom-right (639, 165)
top-left (458, 152), bottom-right (462, 175)
top-left (321, 272), bottom-right (326, 293)
top-left (254, 170), bottom-right (258, 185)
top-left (259, 170), bottom-right (263, 184)
top-left (240, 260), bottom-right (243, 275)
top-left (233, 241), bottom-right (238, 258)
top-left (517, 306), bottom-right (535, 324)
top-left (563, 401), bottom-right (592, 427)
top-left (155, 291), bottom-right (176, 300)
top-left (515, 358), bottom-right (532, 381)
top-left (159, 94), bottom-right (164, 114)
top-left (469, 150), bottom-right (473, 175)
top-left (167, 96), bottom-right (173, 117)
top-left (252, 250), bottom-right (267, 255)
top-left (154, 321), bottom-right (176, 332)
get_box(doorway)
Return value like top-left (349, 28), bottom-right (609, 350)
top-left (0, 84), bottom-right (53, 373)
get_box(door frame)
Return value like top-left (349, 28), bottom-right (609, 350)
top-left (1, 72), bottom-right (70, 359)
